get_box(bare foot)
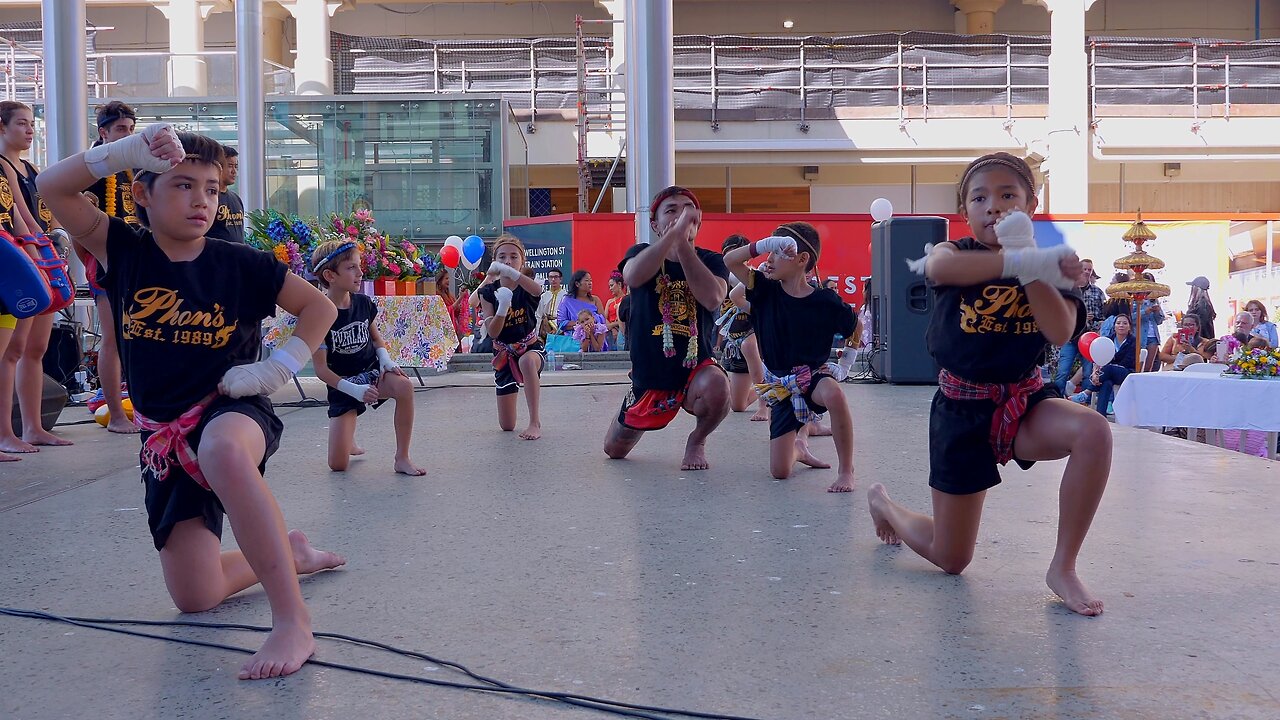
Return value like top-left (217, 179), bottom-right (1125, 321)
top-left (808, 421), bottom-right (832, 437)
top-left (394, 457), bottom-right (426, 476)
top-left (518, 423), bottom-right (542, 440)
top-left (24, 430), bottom-right (72, 447)
top-left (749, 405), bottom-right (769, 422)
top-left (1046, 565), bottom-right (1104, 616)
top-left (867, 483), bottom-right (901, 545)
top-left (0, 450), bottom-right (19, 462)
top-left (681, 439), bottom-right (710, 471)
top-left (106, 417), bottom-right (139, 434)
top-left (827, 471), bottom-right (855, 493)
top-left (238, 619), bottom-right (315, 680)
top-left (0, 435), bottom-right (37, 453)
top-left (795, 439), bottom-right (831, 469)
top-left (349, 445), bottom-right (366, 456)
top-left (288, 530), bottom-right (346, 575)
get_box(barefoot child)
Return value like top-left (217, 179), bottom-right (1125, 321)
top-left (478, 234), bottom-right (546, 440)
top-left (716, 234), bottom-right (769, 421)
top-left (602, 186), bottom-right (730, 471)
top-left (38, 125), bottom-right (346, 678)
top-left (309, 239), bottom-right (425, 476)
top-left (866, 152), bottom-right (1111, 616)
top-left (722, 223), bottom-right (857, 492)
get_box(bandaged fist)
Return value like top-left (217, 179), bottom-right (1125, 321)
top-left (338, 379), bottom-right (379, 404)
top-left (85, 123), bottom-right (184, 179)
top-left (375, 346), bottom-right (402, 376)
top-left (218, 336), bottom-right (310, 399)
top-left (494, 286), bottom-right (513, 316)
top-left (755, 236), bottom-right (797, 257)
top-left (1002, 245), bottom-right (1077, 290)
top-left (993, 210), bottom-right (1036, 251)
top-left (487, 261), bottom-right (521, 281)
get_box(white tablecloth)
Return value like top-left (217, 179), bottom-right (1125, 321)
top-left (1112, 372), bottom-right (1280, 431)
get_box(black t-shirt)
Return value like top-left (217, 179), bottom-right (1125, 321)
top-left (100, 217), bottom-right (287, 422)
top-left (617, 295), bottom-right (631, 324)
top-left (86, 170), bottom-right (142, 227)
top-left (619, 244), bottom-right (730, 391)
top-left (478, 281), bottom-right (540, 343)
top-left (206, 190), bottom-right (245, 243)
top-left (0, 156), bottom-right (51, 232)
top-left (322, 293), bottom-right (379, 378)
top-left (926, 237), bottom-right (1085, 384)
top-left (746, 270), bottom-right (854, 375)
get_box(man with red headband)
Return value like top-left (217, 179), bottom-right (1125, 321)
top-left (603, 186), bottom-right (731, 470)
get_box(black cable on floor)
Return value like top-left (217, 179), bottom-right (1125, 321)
top-left (0, 607), bottom-right (768, 720)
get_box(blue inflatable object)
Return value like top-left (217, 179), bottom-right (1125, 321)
top-left (0, 230), bottom-right (52, 318)
top-left (462, 234), bottom-right (485, 265)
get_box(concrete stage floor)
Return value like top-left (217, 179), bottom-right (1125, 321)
top-left (1, 372), bottom-right (1277, 720)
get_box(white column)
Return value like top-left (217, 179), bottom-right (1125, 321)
top-left (1031, 0), bottom-right (1096, 213)
top-left (283, 0), bottom-right (344, 95)
top-left (157, 0), bottom-right (219, 97)
top-left (237, 0), bottom-right (266, 214)
top-left (951, 0), bottom-right (1007, 35)
top-left (624, 0), bottom-right (675, 237)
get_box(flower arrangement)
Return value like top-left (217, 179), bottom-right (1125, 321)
top-left (1223, 346), bottom-right (1280, 379)
top-left (246, 209), bottom-right (327, 278)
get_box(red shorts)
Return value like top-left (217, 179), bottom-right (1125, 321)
top-left (617, 358), bottom-right (722, 431)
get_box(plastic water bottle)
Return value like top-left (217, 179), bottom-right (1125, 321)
top-left (546, 348), bottom-right (558, 372)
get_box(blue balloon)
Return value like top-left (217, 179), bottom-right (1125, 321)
top-left (462, 234), bottom-right (485, 264)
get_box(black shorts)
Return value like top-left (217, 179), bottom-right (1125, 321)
top-left (719, 333), bottom-right (752, 375)
top-left (928, 384), bottom-right (1062, 496)
top-left (326, 369), bottom-right (387, 418)
top-left (768, 380), bottom-right (829, 440)
top-left (495, 343), bottom-right (544, 396)
top-left (142, 394), bottom-right (283, 551)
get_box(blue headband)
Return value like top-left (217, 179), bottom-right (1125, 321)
top-left (312, 242), bottom-right (358, 274)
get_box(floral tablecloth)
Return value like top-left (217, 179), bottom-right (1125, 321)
top-left (263, 295), bottom-right (458, 372)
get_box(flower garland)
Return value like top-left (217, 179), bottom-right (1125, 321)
top-left (102, 170), bottom-right (134, 219)
top-left (656, 262), bottom-right (699, 368)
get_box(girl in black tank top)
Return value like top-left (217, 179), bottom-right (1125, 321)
top-left (0, 155), bottom-right (50, 233)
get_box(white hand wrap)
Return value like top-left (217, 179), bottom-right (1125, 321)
top-left (375, 346), bottom-right (398, 373)
top-left (756, 236), bottom-right (797, 256)
top-left (220, 336), bottom-right (311, 398)
top-left (84, 123), bottom-right (183, 179)
top-left (489, 261), bottom-right (521, 281)
top-left (494, 286), bottom-right (513, 316)
top-left (337, 379), bottom-right (373, 402)
top-left (1002, 245), bottom-right (1076, 290)
top-left (994, 210), bottom-right (1037, 251)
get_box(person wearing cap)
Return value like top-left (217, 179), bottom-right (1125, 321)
top-left (82, 100), bottom-right (141, 434)
top-left (206, 145), bottom-right (244, 243)
top-left (1054, 258), bottom-right (1106, 394)
top-left (478, 233), bottom-right (547, 440)
top-left (1186, 276), bottom-right (1216, 340)
top-left (603, 186), bottom-right (731, 471)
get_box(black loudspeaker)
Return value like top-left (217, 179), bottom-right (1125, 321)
top-left (869, 216), bottom-right (947, 384)
top-left (10, 373), bottom-right (70, 433)
top-left (43, 323), bottom-right (81, 394)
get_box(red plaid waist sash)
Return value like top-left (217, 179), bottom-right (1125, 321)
top-left (937, 369), bottom-right (1043, 465)
top-left (133, 393), bottom-right (217, 489)
top-left (492, 328), bottom-right (541, 385)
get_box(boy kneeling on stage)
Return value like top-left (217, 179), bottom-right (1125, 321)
top-left (723, 223), bottom-right (858, 492)
top-left (38, 124), bottom-right (345, 679)
top-left (309, 239), bottom-right (425, 476)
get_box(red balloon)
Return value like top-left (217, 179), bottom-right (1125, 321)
top-left (440, 244), bottom-right (460, 269)
top-left (1077, 331), bottom-right (1100, 361)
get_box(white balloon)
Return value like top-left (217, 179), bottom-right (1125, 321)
top-left (870, 198), bottom-right (894, 222)
top-left (445, 235), bottom-right (464, 251)
top-left (1090, 336), bottom-right (1116, 366)
top-left (460, 253), bottom-right (480, 271)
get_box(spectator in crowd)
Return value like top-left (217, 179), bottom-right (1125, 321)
top-left (1186, 276), bottom-right (1216, 340)
top-left (436, 268), bottom-right (469, 352)
top-left (822, 278), bottom-right (839, 291)
top-left (856, 278), bottom-right (873, 351)
top-left (604, 270), bottom-right (627, 349)
top-left (1157, 313), bottom-right (1210, 370)
top-left (1135, 273), bottom-right (1165, 371)
top-left (1215, 311), bottom-right (1272, 359)
top-left (571, 308), bottom-right (608, 352)
top-left (1244, 299), bottom-right (1278, 348)
top-left (556, 270), bottom-right (607, 340)
top-left (538, 267), bottom-right (567, 337)
top-left (1080, 313), bottom-right (1136, 417)
top-left (205, 145), bottom-right (244, 243)
top-left (1055, 258), bottom-right (1106, 393)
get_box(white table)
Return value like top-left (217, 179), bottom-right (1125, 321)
top-left (1112, 372), bottom-right (1280, 459)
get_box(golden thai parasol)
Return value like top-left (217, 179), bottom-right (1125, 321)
top-left (1107, 213), bottom-right (1171, 373)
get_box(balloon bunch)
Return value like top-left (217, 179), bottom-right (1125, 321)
top-left (1076, 331), bottom-right (1117, 366)
top-left (440, 234), bottom-right (485, 271)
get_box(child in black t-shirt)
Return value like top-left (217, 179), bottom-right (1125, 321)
top-left (723, 222), bottom-right (858, 492)
top-left (309, 239), bottom-right (425, 476)
top-left (477, 234), bottom-right (547, 440)
top-left (864, 152), bottom-right (1110, 617)
top-left (717, 234), bottom-right (769, 422)
top-left (38, 125), bottom-right (346, 678)
top-left (603, 187), bottom-right (731, 471)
